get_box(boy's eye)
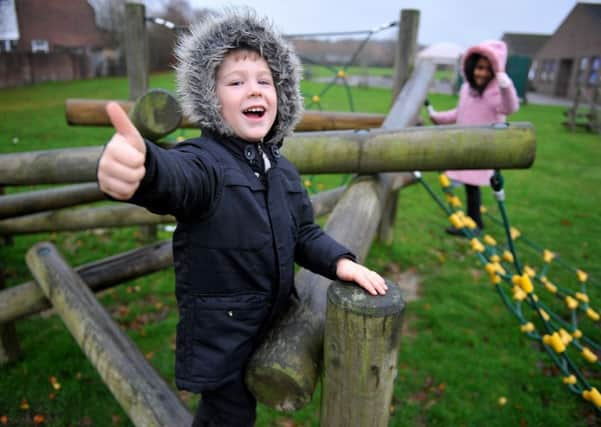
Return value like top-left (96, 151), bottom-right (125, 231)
top-left (226, 80), bottom-right (243, 86)
top-left (259, 79), bottom-right (272, 85)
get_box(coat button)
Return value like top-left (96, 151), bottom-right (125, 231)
top-left (244, 145), bottom-right (256, 160)
top-left (227, 310), bottom-right (233, 317)
top-left (270, 144), bottom-right (281, 158)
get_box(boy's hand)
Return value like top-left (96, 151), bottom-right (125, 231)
top-left (336, 258), bottom-right (388, 295)
top-left (97, 102), bottom-right (147, 200)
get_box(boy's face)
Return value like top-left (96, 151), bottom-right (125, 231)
top-left (216, 50), bottom-right (277, 142)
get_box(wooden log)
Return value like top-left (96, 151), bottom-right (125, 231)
top-left (0, 204), bottom-right (174, 236)
top-left (0, 186), bottom-right (339, 236)
top-left (65, 99), bottom-right (134, 126)
top-left (65, 98), bottom-right (385, 132)
top-left (124, 2), bottom-right (155, 242)
top-left (0, 188), bottom-right (339, 323)
top-left (0, 183), bottom-right (105, 220)
top-left (378, 20), bottom-right (428, 244)
top-left (0, 123), bottom-right (536, 185)
top-left (26, 242), bottom-right (192, 426)
top-left (129, 89), bottom-right (183, 140)
top-left (246, 175), bottom-right (390, 410)
top-left (391, 9), bottom-right (420, 101)
top-left (124, 3), bottom-right (148, 101)
top-left (0, 263), bottom-right (20, 364)
top-left (320, 280), bottom-right (405, 426)
top-left (0, 240), bottom-right (172, 324)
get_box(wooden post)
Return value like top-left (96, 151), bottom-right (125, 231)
top-left (124, 3), bottom-right (149, 103)
top-left (0, 260), bottom-right (20, 364)
top-left (391, 9), bottom-right (420, 102)
top-left (320, 280), bottom-right (405, 426)
top-left (379, 9), bottom-right (421, 244)
top-left (26, 242), bottom-right (192, 427)
top-left (0, 184), bottom-right (19, 364)
top-left (124, 2), bottom-right (155, 241)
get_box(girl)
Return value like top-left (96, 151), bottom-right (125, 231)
top-left (427, 40), bottom-right (520, 235)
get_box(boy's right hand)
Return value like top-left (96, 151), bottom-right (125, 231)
top-left (97, 102), bottom-right (147, 200)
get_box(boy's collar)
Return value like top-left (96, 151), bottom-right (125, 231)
top-left (202, 128), bottom-right (281, 164)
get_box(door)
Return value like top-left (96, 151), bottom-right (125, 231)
top-left (555, 58), bottom-right (573, 97)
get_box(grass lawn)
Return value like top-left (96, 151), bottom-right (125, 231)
top-left (0, 72), bottom-right (600, 426)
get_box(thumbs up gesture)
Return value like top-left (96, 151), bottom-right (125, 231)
top-left (97, 102), bottom-right (147, 200)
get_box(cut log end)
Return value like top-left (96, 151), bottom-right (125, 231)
top-left (327, 280), bottom-right (405, 317)
top-left (245, 366), bottom-right (311, 412)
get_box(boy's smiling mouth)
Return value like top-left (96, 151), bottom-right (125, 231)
top-left (243, 106), bottom-right (266, 118)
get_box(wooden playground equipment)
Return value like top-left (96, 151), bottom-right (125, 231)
top-left (564, 84), bottom-right (601, 134)
top-left (0, 5), bottom-right (536, 426)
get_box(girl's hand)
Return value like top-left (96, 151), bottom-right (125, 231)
top-left (336, 258), bottom-right (388, 295)
top-left (496, 72), bottom-right (512, 88)
top-left (97, 102), bottom-right (147, 200)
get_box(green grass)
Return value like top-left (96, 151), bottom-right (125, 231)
top-left (1, 73), bottom-right (600, 426)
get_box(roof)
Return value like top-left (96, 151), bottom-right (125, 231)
top-left (417, 42), bottom-right (464, 65)
top-left (501, 33), bottom-right (551, 57)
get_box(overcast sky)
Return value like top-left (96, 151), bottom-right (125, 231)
top-left (148, 0), bottom-right (595, 48)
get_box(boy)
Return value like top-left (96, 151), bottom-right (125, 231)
top-left (97, 10), bottom-right (387, 426)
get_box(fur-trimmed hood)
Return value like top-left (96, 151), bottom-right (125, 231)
top-left (174, 9), bottom-right (304, 145)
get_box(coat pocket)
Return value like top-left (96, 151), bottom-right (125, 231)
top-left (184, 292), bottom-right (271, 384)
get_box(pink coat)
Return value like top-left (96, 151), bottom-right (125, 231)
top-left (430, 40), bottom-right (520, 186)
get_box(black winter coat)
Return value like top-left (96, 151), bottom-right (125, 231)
top-left (128, 131), bottom-right (354, 393)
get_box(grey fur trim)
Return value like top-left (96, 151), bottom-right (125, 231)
top-left (174, 8), bottom-right (304, 145)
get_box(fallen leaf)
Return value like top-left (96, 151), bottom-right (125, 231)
top-left (0, 415), bottom-right (8, 425)
top-left (33, 414), bottom-right (45, 424)
top-left (20, 399), bottom-right (30, 410)
top-left (111, 414), bottom-right (122, 425)
top-left (49, 376), bottom-right (61, 390)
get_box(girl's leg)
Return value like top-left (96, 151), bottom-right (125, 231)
top-left (465, 184), bottom-right (483, 229)
top-left (192, 376), bottom-right (257, 427)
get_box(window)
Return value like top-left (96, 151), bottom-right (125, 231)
top-left (548, 59), bottom-right (557, 81)
top-left (577, 57), bottom-right (589, 84)
top-left (528, 60), bottom-right (537, 80)
top-left (541, 59), bottom-right (556, 82)
top-left (588, 57), bottom-right (600, 86)
top-left (31, 39), bottom-right (49, 53)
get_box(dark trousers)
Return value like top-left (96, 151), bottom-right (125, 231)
top-left (192, 376), bottom-right (257, 427)
top-left (465, 184), bottom-right (483, 229)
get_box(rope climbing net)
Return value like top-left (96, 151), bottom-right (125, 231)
top-left (286, 22), bottom-right (398, 112)
top-left (415, 169), bottom-right (601, 411)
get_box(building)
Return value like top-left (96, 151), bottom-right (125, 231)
top-left (530, 2), bottom-right (601, 99)
top-left (502, 33), bottom-right (551, 59)
top-left (0, 0), bottom-right (114, 88)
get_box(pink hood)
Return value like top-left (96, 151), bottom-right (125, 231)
top-left (461, 39), bottom-right (508, 76)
